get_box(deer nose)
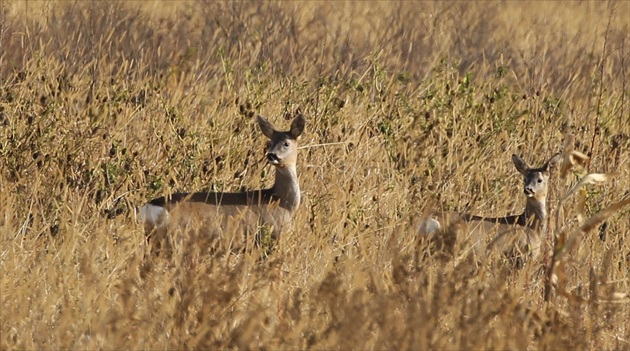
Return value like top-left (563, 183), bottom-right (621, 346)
top-left (524, 187), bottom-right (534, 197)
top-left (266, 152), bottom-right (280, 163)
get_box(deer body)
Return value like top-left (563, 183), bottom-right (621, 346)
top-left (140, 114), bottom-right (305, 254)
top-left (419, 154), bottom-right (560, 263)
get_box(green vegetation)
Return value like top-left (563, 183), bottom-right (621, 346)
top-left (1, 1), bottom-right (628, 349)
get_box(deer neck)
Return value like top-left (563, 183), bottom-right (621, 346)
top-left (271, 164), bottom-right (300, 213)
top-left (522, 196), bottom-right (546, 229)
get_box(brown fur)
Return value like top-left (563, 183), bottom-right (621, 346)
top-left (419, 153), bottom-right (561, 264)
top-left (142, 114), bottom-right (306, 255)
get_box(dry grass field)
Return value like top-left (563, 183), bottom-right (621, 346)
top-left (1, 1), bottom-right (629, 349)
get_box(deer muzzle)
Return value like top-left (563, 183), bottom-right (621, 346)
top-left (267, 152), bottom-right (281, 164)
top-left (524, 187), bottom-right (534, 197)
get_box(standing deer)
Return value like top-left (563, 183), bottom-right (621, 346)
top-left (418, 153), bottom-right (561, 264)
top-left (140, 113), bottom-right (306, 255)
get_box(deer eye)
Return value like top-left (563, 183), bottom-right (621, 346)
top-left (283, 141), bottom-right (290, 147)
top-left (537, 178), bottom-right (543, 183)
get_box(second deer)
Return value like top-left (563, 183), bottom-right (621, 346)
top-left (418, 153), bottom-right (561, 264)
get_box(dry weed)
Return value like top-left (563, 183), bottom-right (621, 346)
top-left (1, 1), bottom-right (629, 349)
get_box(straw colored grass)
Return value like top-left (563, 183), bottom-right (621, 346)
top-left (1, 1), bottom-right (629, 349)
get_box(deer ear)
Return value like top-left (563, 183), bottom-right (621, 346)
top-left (542, 152), bottom-right (562, 172)
top-left (289, 114), bottom-right (305, 139)
top-left (512, 154), bottom-right (530, 175)
top-left (257, 115), bottom-right (275, 139)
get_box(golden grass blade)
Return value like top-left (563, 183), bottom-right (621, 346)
top-left (559, 173), bottom-right (620, 203)
top-left (576, 188), bottom-right (587, 223)
top-left (559, 134), bottom-right (575, 178)
top-left (554, 195), bottom-right (630, 261)
top-left (554, 172), bottom-right (620, 232)
top-left (559, 135), bottom-right (590, 178)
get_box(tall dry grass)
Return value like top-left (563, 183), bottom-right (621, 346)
top-left (1, 1), bottom-right (629, 349)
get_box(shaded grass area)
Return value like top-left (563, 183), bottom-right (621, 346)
top-left (1, 1), bottom-right (629, 349)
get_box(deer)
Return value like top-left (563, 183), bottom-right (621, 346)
top-left (139, 113), bottom-right (306, 255)
top-left (417, 153), bottom-right (561, 265)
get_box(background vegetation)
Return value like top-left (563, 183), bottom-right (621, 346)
top-left (1, 1), bottom-right (629, 349)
